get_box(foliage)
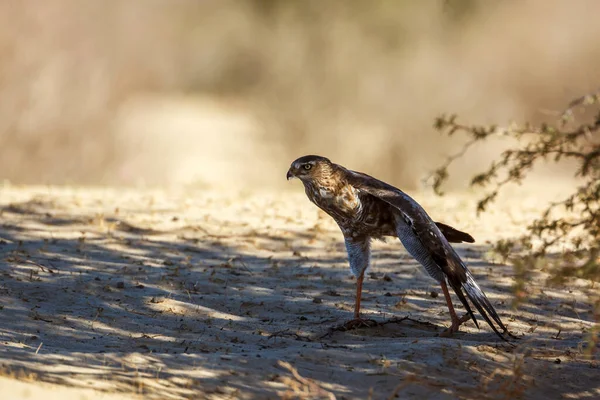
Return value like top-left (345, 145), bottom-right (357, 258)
top-left (431, 90), bottom-right (600, 349)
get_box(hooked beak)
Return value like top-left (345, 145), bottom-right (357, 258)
top-left (286, 168), bottom-right (294, 181)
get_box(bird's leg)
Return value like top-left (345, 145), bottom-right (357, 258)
top-left (337, 237), bottom-right (377, 330)
top-left (341, 271), bottom-right (377, 330)
top-left (439, 280), bottom-right (471, 337)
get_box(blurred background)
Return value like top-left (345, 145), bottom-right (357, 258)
top-left (1, 0), bottom-right (599, 190)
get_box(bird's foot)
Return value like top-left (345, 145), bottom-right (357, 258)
top-left (439, 326), bottom-right (458, 338)
top-left (318, 317), bottom-right (379, 339)
top-left (440, 313), bottom-right (471, 338)
top-left (342, 318), bottom-right (378, 331)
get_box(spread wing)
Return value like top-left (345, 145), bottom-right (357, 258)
top-left (344, 168), bottom-right (508, 340)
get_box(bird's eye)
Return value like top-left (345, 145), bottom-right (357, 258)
top-left (303, 164), bottom-right (312, 170)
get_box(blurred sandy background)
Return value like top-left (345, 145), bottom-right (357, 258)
top-left (1, 0), bottom-right (599, 189)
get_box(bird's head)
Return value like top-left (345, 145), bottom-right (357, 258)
top-left (287, 155), bottom-right (332, 183)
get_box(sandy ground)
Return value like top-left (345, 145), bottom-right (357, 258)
top-left (0, 184), bottom-right (598, 400)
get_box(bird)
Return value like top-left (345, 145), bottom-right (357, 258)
top-left (286, 155), bottom-right (509, 340)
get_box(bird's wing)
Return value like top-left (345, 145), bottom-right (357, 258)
top-left (345, 170), bottom-right (467, 282)
top-left (345, 169), bottom-right (508, 340)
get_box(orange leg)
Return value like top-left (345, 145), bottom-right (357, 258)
top-left (340, 271), bottom-right (376, 329)
top-left (440, 280), bottom-right (471, 337)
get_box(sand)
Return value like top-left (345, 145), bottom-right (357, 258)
top-left (0, 184), bottom-right (598, 400)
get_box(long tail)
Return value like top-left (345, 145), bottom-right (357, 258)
top-left (454, 270), bottom-right (508, 341)
top-left (450, 282), bottom-right (479, 329)
top-left (444, 245), bottom-right (510, 341)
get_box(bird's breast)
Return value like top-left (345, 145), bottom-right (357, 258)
top-left (318, 186), bottom-right (335, 199)
top-left (305, 182), bottom-right (396, 239)
top-left (334, 186), bottom-right (362, 213)
top-left (307, 184), bottom-right (362, 217)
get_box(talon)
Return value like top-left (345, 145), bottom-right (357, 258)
top-left (440, 328), bottom-right (454, 338)
top-left (440, 321), bottom-right (461, 337)
top-left (343, 318), bottom-right (378, 330)
top-left (440, 313), bottom-right (471, 338)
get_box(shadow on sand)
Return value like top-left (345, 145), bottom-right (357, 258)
top-left (0, 196), bottom-right (598, 399)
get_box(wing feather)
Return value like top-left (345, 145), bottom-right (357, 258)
top-left (345, 170), bottom-right (466, 281)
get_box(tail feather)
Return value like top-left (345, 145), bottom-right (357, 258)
top-left (445, 248), bottom-right (509, 341)
top-left (449, 283), bottom-right (479, 329)
top-left (460, 271), bottom-right (508, 341)
top-left (435, 222), bottom-right (475, 243)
